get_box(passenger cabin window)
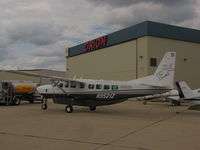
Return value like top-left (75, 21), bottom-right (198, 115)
top-left (65, 82), bottom-right (69, 88)
top-left (112, 85), bottom-right (118, 90)
top-left (58, 83), bottom-right (63, 88)
top-left (88, 84), bottom-right (94, 89)
top-left (80, 83), bottom-right (85, 88)
top-left (104, 85), bottom-right (110, 90)
top-left (96, 84), bottom-right (102, 89)
top-left (70, 82), bottom-right (76, 88)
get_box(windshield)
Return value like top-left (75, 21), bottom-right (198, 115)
top-left (52, 81), bottom-right (60, 87)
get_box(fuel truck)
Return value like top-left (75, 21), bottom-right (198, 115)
top-left (0, 80), bottom-right (42, 105)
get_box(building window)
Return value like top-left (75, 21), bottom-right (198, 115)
top-left (104, 85), bottom-right (110, 90)
top-left (150, 58), bottom-right (157, 67)
top-left (112, 85), bottom-right (118, 90)
top-left (88, 84), bottom-right (94, 89)
top-left (70, 82), bottom-right (76, 88)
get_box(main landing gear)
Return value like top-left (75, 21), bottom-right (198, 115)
top-left (170, 100), bottom-right (181, 106)
top-left (41, 98), bottom-right (48, 110)
top-left (89, 106), bottom-right (96, 111)
top-left (65, 105), bottom-right (97, 113)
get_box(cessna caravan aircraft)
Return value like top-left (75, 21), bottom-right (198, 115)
top-left (6, 52), bottom-right (176, 113)
top-left (176, 81), bottom-right (200, 104)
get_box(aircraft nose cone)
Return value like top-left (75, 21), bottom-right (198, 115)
top-left (37, 85), bottom-right (50, 94)
top-left (37, 86), bottom-right (45, 94)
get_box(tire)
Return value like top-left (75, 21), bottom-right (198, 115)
top-left (65, 105), bottom-right (73, 113)
top-left (177, 101), bottom-right (181, 106)
top-left (143, 101), bottom-right (147, 105)
top-left (41, 103), bottom-right (47, 110)
top-left (13, 97), bottom-right (21, 105)
top-left (89, 106), bottom-right (96, 111)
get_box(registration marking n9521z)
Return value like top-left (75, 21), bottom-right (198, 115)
top-left (96, 93), bottom-right (116, 99)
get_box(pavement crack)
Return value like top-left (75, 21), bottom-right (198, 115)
top-left (0, 131), bottom-right (103, 146)
top-left (94, 109), bottom-right (188, 150)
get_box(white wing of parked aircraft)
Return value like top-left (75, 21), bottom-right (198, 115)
top-left (2, 52), bottom-right (176, 113)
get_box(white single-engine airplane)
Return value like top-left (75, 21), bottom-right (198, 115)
top-left (6, 52), bottom-right (176, 113)
top-left (176, 81), bottom-right (200, 104)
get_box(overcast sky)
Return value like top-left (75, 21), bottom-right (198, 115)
top-left (0, 0), bottom-right (200, 71)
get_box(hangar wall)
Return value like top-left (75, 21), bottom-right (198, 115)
top-left (67, 35), bottom-right (200, 89)
top-left (67, 40), bottom-right (138, 80)
top-left (67, 21), bottom-right (200, 89)
top-left (147, 36), bottom-right (200, 89)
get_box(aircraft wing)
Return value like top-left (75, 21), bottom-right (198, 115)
top-left (3, 70), bottom-right (84, 83)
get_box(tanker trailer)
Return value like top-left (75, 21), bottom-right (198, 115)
top-left (0, 80), bottom-right (42, 105)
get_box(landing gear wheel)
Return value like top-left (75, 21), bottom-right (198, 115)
top-left (13, 97), bottom-right (21, 105)
top-left (89, 106), bottom-right (96, 111)
top-left (170, 101), bottom-right (181, 106)
top-left (177, 101), bottom-right (181, 106)
top-left (143, 101), bottom-right (147, 105)
top-left (41, 103), bottom-right (47, 110)
top-left (65, 105), bottom-right (73, 113)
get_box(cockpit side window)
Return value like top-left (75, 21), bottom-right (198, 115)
top-left (58, 83), bottom-right (63, 88)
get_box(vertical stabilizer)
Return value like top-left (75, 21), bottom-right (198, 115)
top-left (176, 81), bottom-right (194, 99)
top-left (134, 52), bottom-right (176, 88)
top-left (153, 52), bottom-right (176, 88)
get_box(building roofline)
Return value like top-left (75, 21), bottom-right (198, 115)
top-left (19, 69), bottom-right (65, 73)
top-left (68, 21), bottom-right (200, 57)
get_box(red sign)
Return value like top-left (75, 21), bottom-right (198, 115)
top-left (84, 36), bottom-right (107, 51)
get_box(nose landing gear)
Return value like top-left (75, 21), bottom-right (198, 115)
top-left (41, 98), bottom-right (48, 110)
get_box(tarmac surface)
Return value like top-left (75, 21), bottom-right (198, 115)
top-left (0, 100), bottom-right (200, 150)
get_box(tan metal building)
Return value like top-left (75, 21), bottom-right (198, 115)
top-left (0, 69), bottom-right (65, 85)
top-left (67, 21), bottom-right (200, 89)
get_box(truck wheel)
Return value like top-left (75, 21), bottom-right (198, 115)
top-left (14, 97), bottom-right (21, 105)
top-left (41, 103), bottom-right (47, 110)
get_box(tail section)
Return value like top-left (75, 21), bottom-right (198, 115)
top-left (153, 52), bottom-right (176, 88)
top-left (176, 81), bottom-right (194, 99)
top-left (138, 52), bottom-right (176, 88)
